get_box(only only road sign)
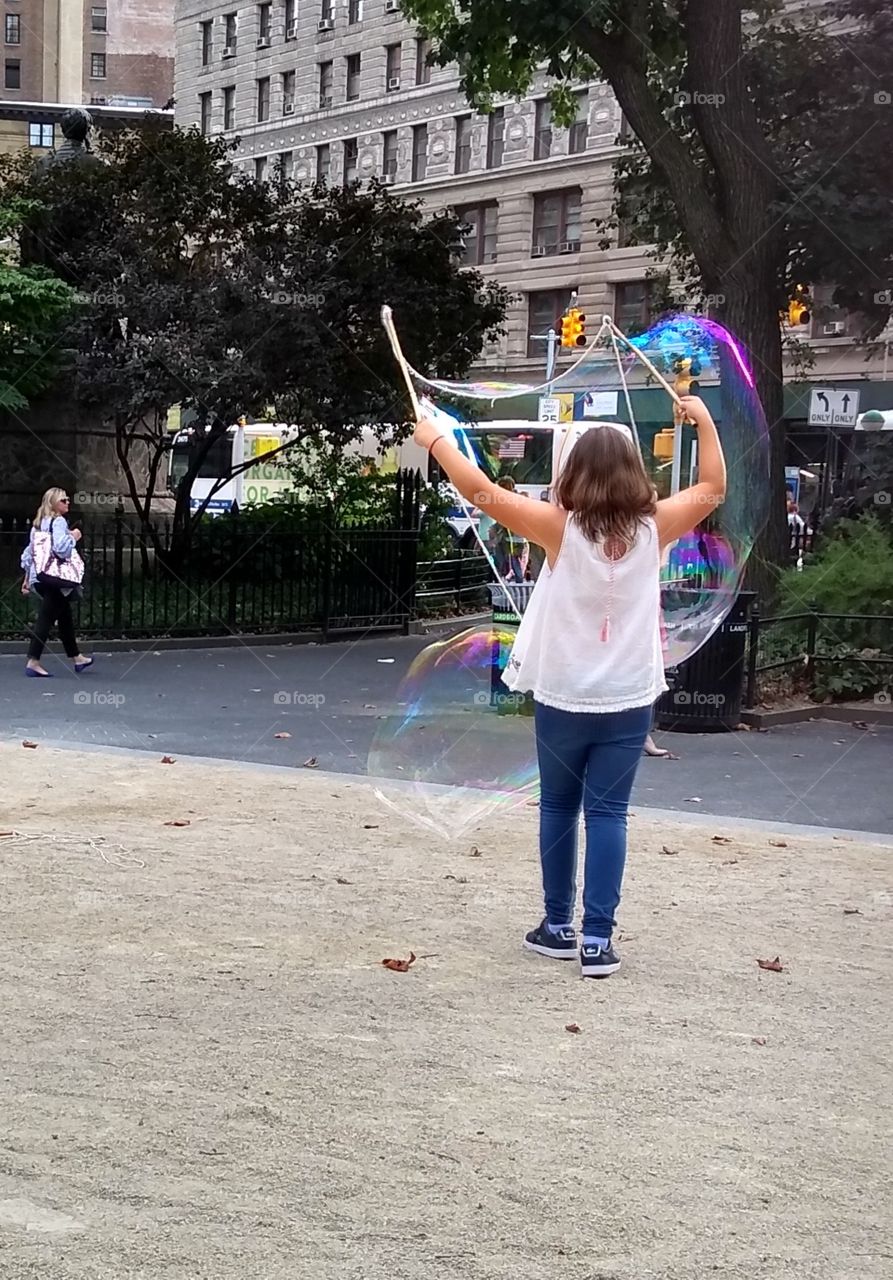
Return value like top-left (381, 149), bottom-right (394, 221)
top-left (808, 387), bottom-right (861, 426)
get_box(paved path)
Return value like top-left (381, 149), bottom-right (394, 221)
top-left (2, 634), bottom-right (890, 833)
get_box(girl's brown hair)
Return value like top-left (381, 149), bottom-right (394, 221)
top-left (554, 427), bottom-right (656, 546)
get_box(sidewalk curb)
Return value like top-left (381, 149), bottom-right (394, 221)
top-left (3, 736), bottom-right (890, 847)
top-left (741, 704), bottom-right (893, 729)
top-left (1, 614), bottom-right (485, 656)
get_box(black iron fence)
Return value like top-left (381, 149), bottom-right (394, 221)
top-left (745, 600), bottom-right (893, 707)
top-left (416, 551), bottom-right (492, 615)
top-left (1, 473), bottom-right (423, 641)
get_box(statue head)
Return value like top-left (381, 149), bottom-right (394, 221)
top-left (59, 108), bottom-right (92, 145)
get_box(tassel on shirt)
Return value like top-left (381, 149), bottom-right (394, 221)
top-left (600, 618), bottom-right (611, 643)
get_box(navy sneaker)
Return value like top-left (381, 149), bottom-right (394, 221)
top-left (524, 918), bottom-right (578, 960)
top-left (580, 941), bottom-right (621, 978)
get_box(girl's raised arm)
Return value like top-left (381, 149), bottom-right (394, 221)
top-left (415, 418), bottom-right (566, 559)
top-left (654, 396), bottom-right (727, 549)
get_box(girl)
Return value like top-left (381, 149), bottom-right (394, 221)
top-left (413, 396), bottom-right (725, 978)
top-left (21, 488), bottom-right (93, 678)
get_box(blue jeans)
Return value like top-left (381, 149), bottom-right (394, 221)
top-left (534, 701), bottom-right (652, 938)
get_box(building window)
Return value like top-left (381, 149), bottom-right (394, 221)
top-left (348, 0), bottom-right (363, 22)
top-left (613, 281), bottom-right (653, 333)
top-left (532, 189), bottom-right (581, 257)
top-left (318, 61), bottom-right (333, 108)
top-left (90, 53), bottom-right (106, 79)
top-left (456, 203), bottom-right (497, 266)
top-left (411, 123), bottom-right (427, 181)
top-left (618, 112), bottom-right (634, 143)
top-left (200, 19), bottom-right (213, 65)
top-left (455, 115), bottom-right (472, 174)
top-left (385, 43), bottom-right (401, 91)
top-left (346, 53), bottom-right (361, 102)
top-left (258, 3), bottom-right (271, 41)
top-left (91, 8), bottom-right (108, 34)
top-left (320, 0), bottom-right (333, 21)
top-left (317, 143), bottom-right (331, 183)
top-left (255, 156), bottom-right (268, 183)
top-left (257, 76), bottom-right (270, 122)
top-left (415, 37), bottom-right (431, 86)
top-left (5, 14), bottom-right (21, 44)
top-left (28, 123), bottom-right (54, 148)
top-left (569, 93), bottom-right (589, 153)
top-left (282, 69), bottom-right (295, 112)
top-left (527, 288), bottom-right (575, 359)
top-left (199, 92), bottom-right (212, 136)
top-left (486, 107), bottom-right (504, 168)
top-left (382, 129), bottom-right (398, 179)
top-left (222, 86), bottom-right (236, 129)
top-left (223, 12), bottom-right (237, 54)
top-left (534, 99), bottom-right (551, 160)
top-left (278, 151), bottom-right (294, 182)
top-left (285, 0), bottom-right (297, 37)
top-left (343, 137), bottom-right (358, 186)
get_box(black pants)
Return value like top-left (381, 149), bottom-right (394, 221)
top-left (27, 586), bottom-right (79, 660)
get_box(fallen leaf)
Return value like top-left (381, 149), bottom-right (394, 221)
top-left (711, 835), bottom-right (734, 844)
top-left (335, 876), bottom-right (351, 885)
top-left (757, 956), bottom-right (784, 972)
top-left (565, 1023), bottom-right (582, 1034)
top-left (660, 845), bottom-right (678, 856)
top-left (363, 823), bottom-right (378, 829)
top-left (160, 756), bottom-right (176, 764)
top-left (469, 845), bottom-right (481, 858)
top-left (792, 753), bottom-right (804, 757)
top-left (302, 757), bottom-right (318, 768)
top-left (274, 732), bottom-right (292, 739)
top-left (722, 858), bottom-right (739, 865)
top-left (751, 1037), bottom-right (767, 1046)
top-left (615, 932), bottom-right (636, 942)
top-left (444, 874), bottom-right (468, 884)
top-left (833, 740), bottom-right (846, 745)
top-left (684, 796), bottom-right (702, 803)
top-left (21, 740), bottom-right (38, 749)
top-left (0, 830), bottom-right (14, 838)
top-left (769, 840), bottom-right (787, 848)
top-left (833, 835), bottom-right (853, 842)
top-left (852, 721), bottom-right (869, 730)
top-left (382, 952), bottom-right (416, 972)
top-left (736, 722), bottom-right (752, 731)
top-left (843, 907), bottom-right (861, 915)
top-left (363, 703), bottom-right (376, 709)
top-left (163, 819), bottom-right (191, 827)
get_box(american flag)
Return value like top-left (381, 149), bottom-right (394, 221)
top-left (497, 436), bottom-right (528, 459)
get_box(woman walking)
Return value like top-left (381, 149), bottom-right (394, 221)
top-left (20, 488), bottom-right (92, 678)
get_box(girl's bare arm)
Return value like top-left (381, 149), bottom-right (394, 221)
top-left (654, 396), bottom-right (727, 548)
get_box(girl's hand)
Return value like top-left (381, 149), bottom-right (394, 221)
top-left (678, 395), bottom-right (709, 423)
top-left (412, 417), bottom-right (451, 452)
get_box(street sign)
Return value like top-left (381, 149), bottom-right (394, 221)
top-left (538, 396), bottom-right (561, 422)
top-left (808, 388), bottom-right (860, 426)
top-left (583, 390), bottom-right (619, 418)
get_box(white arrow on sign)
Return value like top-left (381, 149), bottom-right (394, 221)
top-left (808, 388), bottom-right (860, 426)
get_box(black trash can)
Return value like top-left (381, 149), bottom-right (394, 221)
top-left (655, 592), bottom-right (755, 732)
top-left (489, 583), bottom-right (535, 715)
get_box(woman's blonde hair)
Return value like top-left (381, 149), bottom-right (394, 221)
top-left (554, 427), bottom-right (656, 546)
top-left (33, 487), bottom-right (68, 528)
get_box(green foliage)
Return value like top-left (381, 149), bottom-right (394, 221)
top-left (773, 514), bottom-right (893, 701)
top-left (0, 193), bottom-right (77, 411)
top-left (1, 121), bottom-right (509, 545)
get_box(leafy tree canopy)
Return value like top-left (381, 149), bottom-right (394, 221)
top-left (0, 195), bottom-right (77, 412)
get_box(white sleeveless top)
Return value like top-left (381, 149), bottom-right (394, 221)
top-left (502, 514), bottom-right (667, 713)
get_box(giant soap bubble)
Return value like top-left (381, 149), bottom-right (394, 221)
top-left (369, 313), bottom-right (770, 838)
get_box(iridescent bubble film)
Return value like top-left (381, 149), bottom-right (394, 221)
top-left (367, 627), bottom-right (538, 839)
top-left (373, 314), bottom-right (770, 833)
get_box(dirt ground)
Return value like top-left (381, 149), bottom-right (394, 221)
top-left (0, 742), bottom-right (890, 1280)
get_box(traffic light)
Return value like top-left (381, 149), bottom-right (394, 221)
top-left (560, 307), bottom-right (587, 348)
top-left (672, 355), bottom-right (701, 396)
top-left (653, 427), bottom-right (675, 460)
top-left (787, 284), bottom-right (811, 327)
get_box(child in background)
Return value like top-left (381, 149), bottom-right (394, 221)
top-left (494, 477), bottom-right (529, 581)
top-left (413, 399), bottom-right (726, 978)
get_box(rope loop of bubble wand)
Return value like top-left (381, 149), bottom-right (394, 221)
top-left (380, 304), bottom-right (523, 621)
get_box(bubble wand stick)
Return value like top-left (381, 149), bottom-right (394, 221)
top-left (381, 304), bottom-right (522, 619)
